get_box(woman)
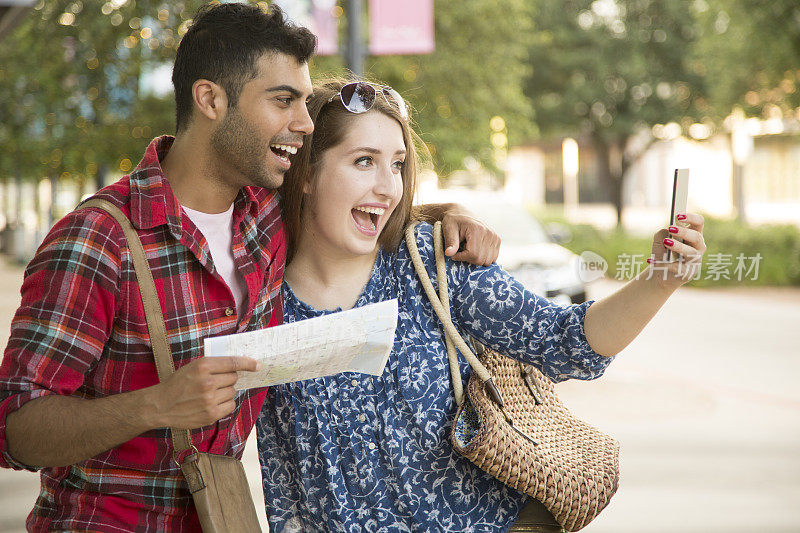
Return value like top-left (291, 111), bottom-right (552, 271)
top-left (256, 79), bottom-right (707, 532)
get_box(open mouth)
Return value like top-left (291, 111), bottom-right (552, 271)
top-left (269, 143), bottom-right (298, 166)
top-left (351, 205), bottom-right (386, 235)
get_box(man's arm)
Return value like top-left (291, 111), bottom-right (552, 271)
top-left (413, 203), bottom-right (501, 266)
top-left (6, 356), bottom-right (258, 468)
top-left (0, 208), bottom-right (258, 469)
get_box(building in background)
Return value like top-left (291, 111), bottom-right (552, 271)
top-left (505, 116), bottom-right (800, 234)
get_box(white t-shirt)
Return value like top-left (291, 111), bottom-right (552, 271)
top-left (182, 204), bottom-right (248, 319)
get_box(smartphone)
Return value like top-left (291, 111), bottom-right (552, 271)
top-left (667, 169), bottom-right (689, 261)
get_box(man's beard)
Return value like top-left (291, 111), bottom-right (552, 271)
top-left (210, 109), bottom-right (284, 190)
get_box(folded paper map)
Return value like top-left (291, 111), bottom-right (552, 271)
top-left (204, 299), bottom-right (398, 390)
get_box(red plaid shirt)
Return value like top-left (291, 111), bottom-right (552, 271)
top-left (0, 136), bottom-right (285, 531)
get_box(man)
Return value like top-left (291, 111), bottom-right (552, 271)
top-left (0, 2), bottom-right (499, 531)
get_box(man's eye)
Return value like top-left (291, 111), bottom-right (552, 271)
top-left (277, 97), bottom-right (292, 105)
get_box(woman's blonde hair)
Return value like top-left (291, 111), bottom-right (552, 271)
top-left (279, 77), bottom-right (420, 263)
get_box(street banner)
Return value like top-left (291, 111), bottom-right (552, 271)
top-left (273, 0), bottom-right (338, 56)
top-left (368, 0), bottom-right (434, 55)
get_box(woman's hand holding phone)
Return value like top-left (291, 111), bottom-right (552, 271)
top-left (647, 212), bottom-right (707, 290)
top-left (644, 169), bottom-right (707, 289)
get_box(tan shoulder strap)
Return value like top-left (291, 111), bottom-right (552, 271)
top-left (79, 199), bottom-right (193, 453)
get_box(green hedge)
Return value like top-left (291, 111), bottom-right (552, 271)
top-left (532, 209), bottom-right (800, 287)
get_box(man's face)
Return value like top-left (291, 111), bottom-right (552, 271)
top-left (210, 52), bottom-right (314, 190)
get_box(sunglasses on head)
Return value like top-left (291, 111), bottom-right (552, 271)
top-left (328, 82), bottom-right (409, 120)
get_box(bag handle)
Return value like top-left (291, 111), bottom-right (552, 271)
top-left (404, 221), bottom-right (505, 408)
top-left (79, 199), bottom-right (194, 456)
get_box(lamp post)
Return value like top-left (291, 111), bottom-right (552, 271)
top-left (730, 110), bottom-right (753, 224)
top-left (562, 138), bottom-right (579, 217)
top-left (345, 0), bottom-right (365, 76)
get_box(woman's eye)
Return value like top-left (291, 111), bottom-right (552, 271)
top-left (392, 160), bottom-right (405, 172)
top-left (355, 156), bottom-right (373, 167)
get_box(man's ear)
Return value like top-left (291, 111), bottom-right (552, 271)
top-left (192, 79), bottom-right (228, 122)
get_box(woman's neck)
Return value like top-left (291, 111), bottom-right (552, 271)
top-left (284, 230), bottom-right (379, 311)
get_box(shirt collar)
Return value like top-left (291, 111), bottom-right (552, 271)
top-left (127, 135), bottom-right (261, 236)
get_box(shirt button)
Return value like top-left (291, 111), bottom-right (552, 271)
top-left (224, 307), bottom-right (235, 317)
top-left (358, 414), bottom-right (366, 423)
top-left (351, 379), bottom-right (358, 387)
top-left (368, 442), bottom-right (376, 450)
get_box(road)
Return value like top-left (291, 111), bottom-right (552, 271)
top-left (559, 280), bottom-right (800, 532)
top-left (0, 260), bottom-right (798, 532)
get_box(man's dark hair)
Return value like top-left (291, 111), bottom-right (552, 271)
top-left (172, 2), bottom-right (317, 132)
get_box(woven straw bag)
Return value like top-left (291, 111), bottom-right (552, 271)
top-left (405, 222), bottom-right (620, 531)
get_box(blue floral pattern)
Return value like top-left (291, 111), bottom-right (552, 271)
top-left (256, 223), bottom-right (614, 532)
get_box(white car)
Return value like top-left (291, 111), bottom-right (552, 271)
top-left (426, 191), bottom-right (588, 304)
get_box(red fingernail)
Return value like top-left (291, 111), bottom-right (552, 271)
top-left (668, 226), bottom-right (678, 233)
top-left (676, 214), bottom-right (687, 221)
top-left (663, 238), bottom-right (674, 247)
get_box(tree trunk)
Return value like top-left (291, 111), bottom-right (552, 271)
top-left (49, 174), bottom-right (58, 227)
top-left (592, 135), bottom-right (625, 228)
top-left (14, 174), bottom-right (22, 227)
top-left (95, 164), bottom-right (107, 192)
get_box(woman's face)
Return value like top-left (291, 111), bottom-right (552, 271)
top-left (304, 111), bottom-right (406, 258)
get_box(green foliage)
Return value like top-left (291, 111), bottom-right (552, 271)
top-left (524, 0), bottom-right (706, 143)
top-left (698, 217), bottom-right (800, 287)
top-left (1, 0), bottom-right (798, 190)
top-left (366, 0), bottom-right (535, 174)
top-left (534, 209), bottom-right (800, 287)
top-left (0, 0), bottom-right (206, 184)
top-left (1, 0), bottom-right (537, 182)
top-left (696, 0), bottom-right (800, 118)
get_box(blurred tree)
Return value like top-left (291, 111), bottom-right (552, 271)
top-left (697, 0), bottom-right (800, 118)
top-left (1, 0), bottom-right (538, 194)
top-left (364, 0), bottom-right (536, 176)
top-left (0, 0), bottom-right (205, 204)
top-left (4, 0), bottom-right (798, 214)
top-left (524, 0), bottom-right (706, 226)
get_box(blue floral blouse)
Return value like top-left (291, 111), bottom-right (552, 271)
top-left (256, 223), bottom-right (614, 532)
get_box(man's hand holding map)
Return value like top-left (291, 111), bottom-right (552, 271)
top-left (204, 299), bottom-right (399, 389)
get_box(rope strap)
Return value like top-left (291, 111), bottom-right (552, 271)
top-left (404, 222), bottom-right (505, 407)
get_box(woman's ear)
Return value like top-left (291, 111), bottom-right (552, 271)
top-left (192, 79), bottom-right (228, 122)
